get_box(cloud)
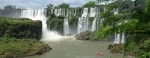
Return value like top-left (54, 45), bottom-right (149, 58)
top-left (0, 0), bottom-right (96, 9)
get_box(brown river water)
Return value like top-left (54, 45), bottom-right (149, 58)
top-left (25, 37), bottom-right (134, 58)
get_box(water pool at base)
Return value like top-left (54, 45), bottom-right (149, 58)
top-left (26, 39), bottom-right (134, 58)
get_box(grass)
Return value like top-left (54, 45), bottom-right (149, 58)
top-left (0, 37), bottom-right (51, 58)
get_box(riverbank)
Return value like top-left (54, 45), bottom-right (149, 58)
top-left (0, 37), bottom-right (51, 58)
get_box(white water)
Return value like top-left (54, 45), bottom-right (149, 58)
top-left (77, 8), bottom-right (90, 34)
top-left (21, 9), bottom-right (72, 41)
top-left (121, 33), bottom-right (125, 43)
top-left (113, 9), bottom-right (122, 44)
top-left (114, 8), bottom-right (118, 15)
top-left (54, 9), bottom-right (58, 16)
top-left (82, 8), bottom-right (88, 17)
top-left (89, 7), bottom-right (96, 17)
top-left (116, 33), bottom-right (121, 44)
top-left (74, 9), bottom-right (76, 16)
top-left (57, 9), bottom-right (61, 16)
top-left (91, 18), bottom-right (97, 31)
top-left (77, 17), bottom-right (89, 34)
top-left (64, 18), bottom-right (70, 36)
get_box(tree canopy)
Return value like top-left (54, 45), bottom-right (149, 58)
top-left (54, 3), bottom-right (70, 8)
top-left (46, 4), bottom-right (53, 10)
top-left (4, 5), bottom-right (16, 10)
top-left (83, 1), bottom-right (96, 7)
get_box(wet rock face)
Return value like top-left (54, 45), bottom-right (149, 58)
top-left (75, 31), bottom-right (96, 40)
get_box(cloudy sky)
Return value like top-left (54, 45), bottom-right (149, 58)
top-left (0, 0), bottom-right (96, 9)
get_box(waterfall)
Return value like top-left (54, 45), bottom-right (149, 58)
top-left (113, 8), bottom-right (121, 44)
top-left (21, 10), bottom-right (46, 21)
top-left (51, 9), bottom-right (53, 14)
top-left (91, 18), bottom-right (97, 31)
top-left (116, 33), bottom-right (120, 44)
top-left (74, 8), bottom-right (76, 16)
top-left (89, 7), bottom-right (96, 17)
top-left (21, 9), bottom-right (62, 41)
top-left (114, 8), bottom-right (118, 15)
top-left (77, 18), bottom-right (82, 34)
top-left (104, 7), bottom-right (107, 12)
top-left (64, 18), bottom-right (70, 36)
top-left (77, 8), bottom-right (89, 34)
top-left (77, 17), bottom-right (89, 34)
top-left (121, 20), bottom-right (128, 43)
top-left (57, 9), bottom-right (61, 16)
top-left (54, 9), bottom-right (58, 16)
top-left (114, 32), bottom-right (117, 43)
top-left (82, 8), bottom-right (88, 17)
top-left (121, 33), bottom-right (125, 43)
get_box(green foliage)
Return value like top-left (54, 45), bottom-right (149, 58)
top-left (114, 19), bottom-right (138, 33)
top-left (4, 5), bottom-right (16, 10)
top-left (146, 0), bottom-right (150, 14)
top-left (47, 18), bottom-right (64, 34)
top-left (46, 4), bottom-right (53, 10)
top-left (96, 26), bottom-right (113, 39)
top-left (0, 17), bottom-right (42, 40)
top-left (137, 40), bottom-right (150, 58)
top-left (54, 3), bottom-right (70, 8)
top-left (96, 0), bottom-right (150, 58)
top-left (83, 1), bottom-right (96, 7)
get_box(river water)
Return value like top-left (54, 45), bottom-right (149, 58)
top-left (26, 37), bottom-right (134, 58)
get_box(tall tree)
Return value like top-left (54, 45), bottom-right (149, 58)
top-left (46, 4), bottom-right (53, 10)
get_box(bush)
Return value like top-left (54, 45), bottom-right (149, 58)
top-left (0, 17), bottom-right (42, 40)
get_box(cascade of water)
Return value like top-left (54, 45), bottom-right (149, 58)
top-left (114, 22), bottom-right (122, 44)
top-left (77, 8), bottom-right (90, 34)
top-left (51, 9), bottom-right (53, 14)
top-left (91, 18), bottom-right (97, 31)
top-left (57, 9), bottom-right (61, 16)
top-left (121, 20), bottom-right (128, 43)
top-left (63, 9), bottom-right (66, 17)
top-left (104, 7), bottom-right (107, 12)
top-left (116, 33), bottom-right (120, 44)
top-left (66, 9), bottom-right (69, 17)
top-left (77, 17), bottom-right (89, 34)
top-left (89, 7), bottom-right (96, 17)
top-left (74, 8), bottom-right (76, 16)
top-left (82, 8), bottom-right (88, 17)
top-left (121, 33), bottom-right (125, 43)
top-left (114, 8), bottom-right (118, 15)
top-left (114, 32), bottom-right (117, 43)
top-left (54, 9), bottom-right (58, 16)
top-left (64, 18), bottom-right (70, 36)
top-left (21, 9), bottom-right (63, 41)
top-left (113, 8), bottom-right (121, 44)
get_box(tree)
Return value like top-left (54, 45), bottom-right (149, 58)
top-left (83, 1), bottom-right (96, 7)
top-left (146, 0), bottom-right (150, 14)
top-left (4, 5), bottom-right (16, 10)
top-left (46, 4), bottom-right (53, 10)
top-left (54, 3), bottom-right (70, 8)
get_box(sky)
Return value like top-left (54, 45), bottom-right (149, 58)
top-left (0, 0), bottom-right (96, 9)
